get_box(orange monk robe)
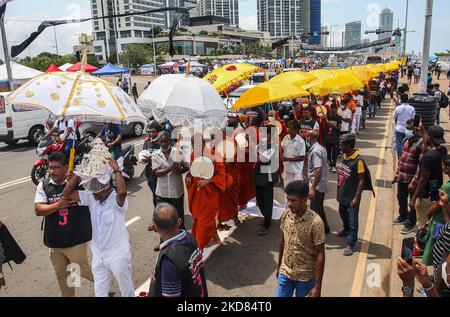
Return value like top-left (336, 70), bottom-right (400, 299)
top-left (234, 126), bottom-right (257, 208)
top-left (218, 162), bottom-right (239, 223)
top-left (187, 160), bottom-right (226, 250)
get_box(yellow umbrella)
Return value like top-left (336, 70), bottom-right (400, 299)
top-left (353, 65), bottom-right (381, 78)
top-left (308, 69), bottom-right (332, 80)
top-left (336, 69), bottom-right (370, 85)
top-left (270, 71), bottom-right (316, 87)
top-left (232, 81), bottom-right (310, 110)
top-left (203, 63), bottom-right (260, 93)
top-left (302, 72), bottom-right (364, 96)
top-left (345, 68), bottom-right (371, 84)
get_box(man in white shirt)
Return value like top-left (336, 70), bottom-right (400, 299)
top-left (281, 120), bottom-right (306, 186)
top-left (339, 101), bottom-right (353, 135)
top-left (43, 117), bottom-right (77, 156)
top-left (413, 67), bottom-right (421, 84)
top-left (60, 159), bottom-right (134, 297)
top-left (393, 94), bottom-right (415, 159)
top-left (152, 131), bottom-right (189, 229)
top-left (351, 91), bottom-right (364, 134)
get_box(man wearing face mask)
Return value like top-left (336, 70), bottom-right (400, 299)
top-left (393, 94), bottom-right (415, 159)
top-left (410, 125), bottom-right (448, 231)
top-left (392, 119), bottom-right (424, 234)
top-left (143, 121), bottom-right (162, 212)
top-left (338, 100), bottom-right (353, 135)
top-left (60, 159), bottom-right (135, 297)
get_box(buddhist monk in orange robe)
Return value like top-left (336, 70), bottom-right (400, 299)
top-left (186, 141), bottom-right (226, 250)
top-left (218, 161), bottom-right (241, 230)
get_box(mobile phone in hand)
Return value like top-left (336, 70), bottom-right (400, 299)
top-left (413, 114), bottom-right (421, 127)
top-left (401, 237), bottom-right (415, 264)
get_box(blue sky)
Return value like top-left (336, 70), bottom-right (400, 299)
top-left (240, 0), bottom-right (450, 55)
top-left (1, 0), bottom-right (449, 60)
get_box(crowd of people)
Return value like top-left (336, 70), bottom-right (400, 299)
top-left (1, 64), bottom-right (450, 298)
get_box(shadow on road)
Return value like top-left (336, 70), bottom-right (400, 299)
top-left (0, 141), bottom-right (34, 152)
top-left (205, 217), bottom-right (279, 291)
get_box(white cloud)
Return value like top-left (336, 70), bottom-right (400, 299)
top-left (1, 2), bottom-right (92, 60)
top-left (240, 14), bottom-right (258, 31)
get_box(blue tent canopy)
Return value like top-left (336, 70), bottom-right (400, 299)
top-left (92, 63), bottom-right (129, 75)
top-left (429, 56), bottom-right (438, 62)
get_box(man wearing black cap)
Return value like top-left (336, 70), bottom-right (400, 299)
top-left (410, 125), bottom-right (448, 231)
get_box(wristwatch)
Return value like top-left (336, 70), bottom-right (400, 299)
top-left (401, 285), bottom-right (413, 297)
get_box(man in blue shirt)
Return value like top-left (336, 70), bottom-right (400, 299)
top-left (98, 123), bottom-right (122, 160)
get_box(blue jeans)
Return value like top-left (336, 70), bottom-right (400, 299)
top-left (63, 139), bottom-right (74, 157)
top-left (148, 180), bottom-right (158, 208)
top-left (436, 106), bottom-right (440, 125)
top-left (275, 274), bottom-right (316, 297)
top-left (369, 100), bottom-right (377, 118)
top-left (339, 204), bottom-right (360, 247)
top-left (395, 131), bottom-right (405, 159)
top-left (110, 147), bottom-right (122, 160)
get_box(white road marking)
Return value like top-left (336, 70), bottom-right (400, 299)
top-left (132, 140), bottom-right (145, 147)
top-left (125, 216), bottom-right (141, 227)
top-left (0, 176), bottom-right (31, 190)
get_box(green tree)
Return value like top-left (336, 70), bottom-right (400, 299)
top-left (119, 43), bottom-right (152, 67)
top-left (57, 54), bottom-right (76, 65)
top-left (87, 54), bottom-right (100, 67)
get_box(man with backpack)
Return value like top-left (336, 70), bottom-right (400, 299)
top-left (434, 83), bottom-right (449, 125)
top-left (43, 117), bottom-right (78, 156)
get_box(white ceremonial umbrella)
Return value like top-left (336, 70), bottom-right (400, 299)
top-left (138, 74), bottom-right (228, 128)
top-left (7, 71), bottom-right (147, 124)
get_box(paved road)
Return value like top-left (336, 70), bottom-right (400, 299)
top-left (0, 93), bottom-right (399, 297)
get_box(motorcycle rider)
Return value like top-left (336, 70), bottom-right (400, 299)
top-left (43, 116), bottom-right (77, 156)
top-left (97, 123), bottom-right (123, 161)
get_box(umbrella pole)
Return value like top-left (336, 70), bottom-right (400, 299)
top-left (68, 139), bottom-right (76, 172)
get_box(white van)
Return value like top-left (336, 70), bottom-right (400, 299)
top-left (0, 92), bottom-right (48, 145)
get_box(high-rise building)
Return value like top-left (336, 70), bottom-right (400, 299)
top-left (321, 25), bottom-right (328, 47)
top-left (378, 7), bottom-right (393, 40)
top-left (91, 0), bottom-right (194, 61)
top-left (198, 0), bottom-right (239, 27)
top-left (344, 21), bottom-right (361, 46)
top-left (309, 0), bottom-right (321, 45)
top-left (257, 0), bottom-right (313, 39)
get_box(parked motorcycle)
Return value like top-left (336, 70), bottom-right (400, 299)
top-left (118, 143), bottom-right (138, 180)
top-left (31, 137), bottom-right (92, 185)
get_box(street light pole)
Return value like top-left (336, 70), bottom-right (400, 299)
top-left (402, 0), bottom-right (409, 56)
top-left (419, 0), bottom-right (433, 94)
top-left (0, 16), bottom-right (12, 91)
top-left (53, 26), bottom-right (59, 56)
top-left (152, 26), bottom-right (156, 75)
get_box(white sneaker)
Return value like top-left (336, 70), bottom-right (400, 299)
top-left (331, 167), bottom-right (337, 173)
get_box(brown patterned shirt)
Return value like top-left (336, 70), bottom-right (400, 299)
top-left (279, 208), bottom-right (325, 281)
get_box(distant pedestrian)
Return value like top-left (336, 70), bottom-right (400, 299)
top-left (122, 78), bottom-right (129, 94)
top-left (393, 94), bottom-right (415, 159)
top-left (132, 83), bottom-right (139, 102)
top-left (276, 180), bottom-right (325, 297)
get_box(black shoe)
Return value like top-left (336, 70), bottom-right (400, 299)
top-left (153, 246), bottom-right (160, 252)
top-left (401, 225), bottom-right (416, 235)
top-left (393, 217), bottom-right (407, 225)
top-left (257, 227), bottom-right (270, 236)
top-left (336, 229), bottom-right (349, 237)
top-left (325, 227), bottom-right (331, 235)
